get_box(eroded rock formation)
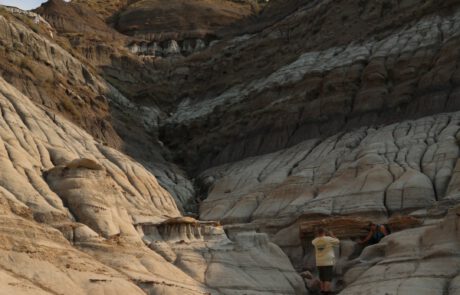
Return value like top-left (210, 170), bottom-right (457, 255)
top-left (141, 217), bottom-right (306, 294)
top-left (128, 38), bottom-right (209, 57)
top-left (341, 205), bottom-right (460, 295)
top-left (1, 0), bottom-right (460, 294)
top-left (200, 113), bottom-right (460, 223)
top-left (197, 112), bottom-right (460, 272)
top-left (0, 71), bottom-right (305, 294)
top-left (161, 0), bottom-right (460, 172)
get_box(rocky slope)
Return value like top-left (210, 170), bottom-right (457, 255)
top-left (0, 60), bottom-right (305, 294)
top-left (0, 4), bottom-right (305, 295)
top-left (113, 0), bottom-right (258, 40)
top-left (340, 205), bottom-right (460, 295)
top-left (161, 0), bottom-right (460, 172)
top-left (198, 111), bottom-right (460, 270)
top-left (0, 6), bottom-right (120, 147)
top-left (1, 1), bottom-right (198, 212)
top-left (1, 0), bottom-right (460, 294)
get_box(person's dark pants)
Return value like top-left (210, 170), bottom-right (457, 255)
top-left (318, 265), bottom-right (334, 282)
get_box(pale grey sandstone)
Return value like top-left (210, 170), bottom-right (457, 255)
top-left (0, 75), bottom-right (305, 294)
top-left (200, 114), bottom-right (459, 223)
top-left (340, 205), bottom-right (460, 295)
top-left (199, 112), bottom-right (460, 273)
top-left (140, 219), bottom-right (306, 294)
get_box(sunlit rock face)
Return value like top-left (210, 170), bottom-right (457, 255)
top-left (0, 71), bottom-right (305, 294)
top-left (0, 74), bottom-right (200, 294)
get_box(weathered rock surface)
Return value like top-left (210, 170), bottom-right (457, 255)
top-left (128, 38), bottom-right (209, 57)
top-left (0, 74), bottom-right (179, 223)
top-left (0, 53), bottom-right (304, 294)
top-left (0, 207), bottom-right (147, 295)
top-left (0, 9), bottom-right (120, 147)
top-left (2, 0), bottom-right (460, 294)
top-left (1, 4), bottom-right (198, 213)
top-left (200, 112), bottom-right (460, 223)
top-left (140, 218), bottom-right (306, 294)
top-left (35, 0), bottom-right (129, 66)
top-left (0, 77), bottom-right (198, 291)
top-left (161, 0), bottom-right (460, 172)
top-left (340, 205), bottom-right (460, 295)
top-left (199, 111), bottom-right (460, 272)
top-left (114, 0), bottom-right (257, 40)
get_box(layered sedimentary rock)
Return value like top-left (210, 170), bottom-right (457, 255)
top-left (0, 10), bottom-right (119, 146)
top-left (128, 38), bottom-right (208, 57)
top-left (200, 113), bottom-right (460, 222)
top-left (162, 0), bottom-right (460, 172)
top-left (0, 74), bottom-right (207, 294)
top-left (0, 207), bottom-right (147, 295)
top-left (0, 47), bottom-right (304, 294)
top-left (1, 4), bottom-right (198, 212)
top-left (140, 218), bottom-right (306, 294)
top-left (113, 0), bottom-right (257, 39)
top-left (0, 74), bottom-right (179, 222)
top-left (35, 0), bottom-right (129, 66)
top-left (199, 111), bottom-right (460, 272)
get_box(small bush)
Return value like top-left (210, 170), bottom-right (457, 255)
top-left (61, 96), bottom-right (79, 117)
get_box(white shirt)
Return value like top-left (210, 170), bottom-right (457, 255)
top-left (312, 236), bottom-right (340, 266)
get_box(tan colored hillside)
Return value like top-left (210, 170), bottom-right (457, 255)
top-left (0, 0), bottom-right (460, 294)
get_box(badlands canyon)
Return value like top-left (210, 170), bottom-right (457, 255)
top-left (0, 0), bottom-right (460, 294)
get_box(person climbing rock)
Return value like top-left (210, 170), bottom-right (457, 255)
top-left (312, 227), bottom-right (340, 295)
top-left (359, 222), bottom-right (389, 246)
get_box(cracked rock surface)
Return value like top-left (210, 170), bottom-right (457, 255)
top-left (200, 113), bottom-right (460, 223)
top-left (0, 61), bottom-right (304, 294)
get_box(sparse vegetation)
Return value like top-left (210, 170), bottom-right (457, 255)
top-left (22, 16), bottom-right (40, 33)
top-left (60, 95), bottom-right (80, 117)
top-left (0, 6), bottom-right (13, 20)
top-left (19, 55), bottom-right (33, 71)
